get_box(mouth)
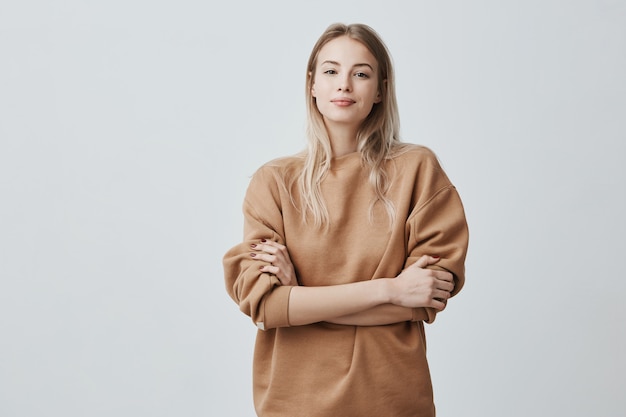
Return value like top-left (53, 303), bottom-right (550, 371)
top-left (331, 98), bottom-right (355, 106)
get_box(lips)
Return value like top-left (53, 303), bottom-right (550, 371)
top-left (331, 97), bottom-right (356, 106)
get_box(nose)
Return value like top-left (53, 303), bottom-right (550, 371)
top-left (338, 74), bottom-right (352, 92)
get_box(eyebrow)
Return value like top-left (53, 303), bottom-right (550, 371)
top-left (320, 60), bottom-right (374, 70)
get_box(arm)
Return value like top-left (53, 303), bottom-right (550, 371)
top-left (290, 255), bottom-right (452, 326)
top-left (225, 154), bottom-right (467, 330)
top-left (328, 168), bottom-right (469, 326)
top-left (252, 163), bottom-right (468, 326)
top-left (223, 167), bottom-right (294, 331)
top-left (253, 240), bottom-right (453, 326)
top-left (403, 184), bottom-right (469, 323)
top-left (323, 258), bottom-right (449, 326)
top-left (325, 304), bottom-right (413, 326)
top-left (224, 168), bottom-right (419, 330)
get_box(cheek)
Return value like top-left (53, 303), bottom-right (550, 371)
top-left (312, 76), bottom-right (332, 96)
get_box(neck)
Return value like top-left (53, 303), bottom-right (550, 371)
top-left (326, 121), bottom-right (359, 158)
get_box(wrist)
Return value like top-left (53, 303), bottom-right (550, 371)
top-left (378, 278), bottom-right (395, 305)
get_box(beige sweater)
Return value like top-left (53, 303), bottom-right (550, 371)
top-left (223, 145), bottom-right (469, 417)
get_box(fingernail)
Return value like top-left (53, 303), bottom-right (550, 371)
top-left (250, 253), bottom-right (256, 257)
top-left (250, 244), bottom-right (257, 249)
top-left (259, 266), bottom-right (264, 270)
top-left (260, 239), bottom-right (267, 243)
top-left (432, 255), bottom-right (440, 259)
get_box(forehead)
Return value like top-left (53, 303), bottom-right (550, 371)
top-left (317, 36), bottom-right (377, 68)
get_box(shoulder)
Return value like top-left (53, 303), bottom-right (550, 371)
top-left (253, 153), bottom-right (304, 181)
top-left (390, 143), bottom-right (444, 172)
top-left (388, 143), bottom-right (455, 196)
top-left (246, 153), bottom-right (304, 197)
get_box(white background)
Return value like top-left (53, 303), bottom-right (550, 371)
top-left (1, 1), bottom-right (625, 416)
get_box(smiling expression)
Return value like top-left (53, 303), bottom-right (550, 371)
top-left (311, 36), bottom-right (382, 132)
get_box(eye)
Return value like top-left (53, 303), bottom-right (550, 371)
top-left (323, 69), bottom-right (337, 75)
top-left (355, 72), bottom-right (370, 78)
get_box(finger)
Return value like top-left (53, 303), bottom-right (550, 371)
top-left (250, 252), bottom-right (277, 264)
top-left (430, 298), bottom-right (447, 311)
top-left (433, 289), bottom-right (451, 300)
top-left (432, 269), bottom-right (454, 283)
top-left (260, 264), bottom-right (279, 276)
top-left (260, 264), bottom-right (277, 274)
top-left (435, 280), bottom-right (454, 292)
top-left (261, 265), bottom-right (291, 285)
top-left (424, 255), bottom-right (441, 265)
top-left (413, 255), bottom-right (431, 268)
top-left (259, 239), bottom-right (286, 252)
top-left (251, 242), bottom-right (277, 255)
top-left (413, 255), bottom-right (441, 269)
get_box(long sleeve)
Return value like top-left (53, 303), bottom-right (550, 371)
top-left (401, 150), bottom-right (469, 323)
top-left (223, 147), bottom-right (466, 416)
top-left (223, 166), bottom-right (293, 330)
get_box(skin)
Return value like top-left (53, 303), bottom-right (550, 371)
top-left (250, 36), bottom-right (455, 326)
top-left (252, 240), bottom-right (453, 326)
top-left (311, 36), bottom-right (382, 157)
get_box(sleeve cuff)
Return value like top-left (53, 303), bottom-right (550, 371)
top-left (257, 285), bottom-right (293, 330)
top-left (412, 307), bottom-right (437, 324)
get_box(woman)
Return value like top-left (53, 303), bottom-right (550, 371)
top-left (223, 23), bottom-right (468, 416)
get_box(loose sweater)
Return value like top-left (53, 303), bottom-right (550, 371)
top-left (223, 144), bottom-right (469, 417)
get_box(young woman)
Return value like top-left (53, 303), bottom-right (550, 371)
top-left (223, 23), bottom-right (469, 417)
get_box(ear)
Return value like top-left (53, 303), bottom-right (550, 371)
top-left (309, 72), bottom-right (316, 97)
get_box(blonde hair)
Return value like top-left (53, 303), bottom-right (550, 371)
top-left (299, 23), bottom-right (405, 228)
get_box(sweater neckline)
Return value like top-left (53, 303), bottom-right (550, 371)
top-left (330, 151), bottom-right (361, 171)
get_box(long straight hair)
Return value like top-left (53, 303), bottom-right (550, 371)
top-left (299, 23), bottom-right (405, 228)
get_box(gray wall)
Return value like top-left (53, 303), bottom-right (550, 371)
top-left (1, 1), bottom-right (624, 416)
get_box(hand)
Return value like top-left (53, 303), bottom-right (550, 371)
top-left (250, 239), bottom-right (297, 286)
top-left (388, 255), bottom-right (454, 311)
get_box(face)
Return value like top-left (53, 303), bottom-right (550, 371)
top-left (311, 36), bottom-right (382, 131)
